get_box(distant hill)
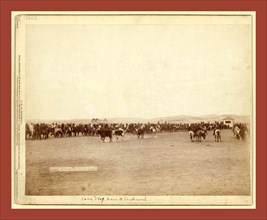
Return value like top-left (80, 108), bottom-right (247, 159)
top-left (26, 114), bottom-right (250, 124)
top-left (151, 114), bottom-right (250, 123)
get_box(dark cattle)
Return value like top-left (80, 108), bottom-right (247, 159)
top-left (71, 124), bottom-right (77, 136)
top-left (97, 129), bottom-right (113, 142)
top-left (126, 124), bottom-right (137, 134)
top-left (76, 124), bottom-right (84, 136)
top-left (82, 125), bottom-right (89, 136)
top-left (54, 128), bottom-right (64, 138)
top-left (33, 123), bottom-right (41, 140)
top-left (137, 128), bottom-right (144, 139)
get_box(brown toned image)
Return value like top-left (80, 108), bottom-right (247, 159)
top-left (12, 12), bottom-right (255, 208)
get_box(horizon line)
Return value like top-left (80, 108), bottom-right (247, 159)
top-left (25, 113), bottom-right (250, 122)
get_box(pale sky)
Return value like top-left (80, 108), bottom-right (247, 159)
top-left (24, 15), bottom-right (253, 120)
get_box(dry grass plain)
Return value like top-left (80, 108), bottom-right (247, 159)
top-left (25, 129), bottom-right (251, 196)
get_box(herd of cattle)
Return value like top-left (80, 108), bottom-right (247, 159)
top-left (25, 121), bottom-right (249, 142)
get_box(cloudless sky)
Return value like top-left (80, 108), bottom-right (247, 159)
top-left (24, 15), bottom-right (253, 120)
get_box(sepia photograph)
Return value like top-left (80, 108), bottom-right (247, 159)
top-left (12, 12), bottom-right (255, 207)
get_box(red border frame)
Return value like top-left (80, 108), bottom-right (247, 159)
top-left (1, 1), bottom-right (266, 220)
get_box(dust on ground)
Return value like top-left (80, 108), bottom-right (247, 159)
top-left (25, 130), bottom-right (251, 196)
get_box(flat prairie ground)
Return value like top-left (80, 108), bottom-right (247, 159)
top-left (25, 129), bottom-right (251, 196)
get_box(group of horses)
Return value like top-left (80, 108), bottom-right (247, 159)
top-left (25, 122), bottom-right (157, 141)
top-left (25, 122), bottom-right (185, 140)
top-left (26, 123), bottom-right (100, 140)
top-left (25, 121), bottom-right (249, 143)
top-left (188, 123), bottom-right (249, 143)
top-left (188, 127), bottom-right (209, 142)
